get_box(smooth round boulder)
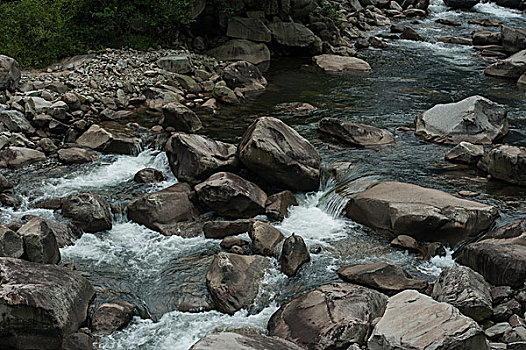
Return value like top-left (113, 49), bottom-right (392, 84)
top-left (238, 117), bottom-right (321, 192)
top-left (0, 55), bottom-right (21, 91)
top-left (280, 234), bottom-right (310, 277)
top-left (318, 117), bottom-right (394, 146)
top-left (195, 172), bottom-right (267, 219)
top-left (313, 54), bottom-right (372, 72)
top-left (265, 190), bottom-right (298, 221)
top-left (61, 192), bottom-right (112, 233)
top-left (133, 168), bottom-right (166, 183)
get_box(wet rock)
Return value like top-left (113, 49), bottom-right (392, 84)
top-left (133, 168), bottom-right (165, 183)
top-left (445, 141), bottom-right (485, 165)
top-left (368, 290), bottom-right (489, 349)
top-left (162, 102), bottom-right (202, 132)
top-left (436, 18), bottom-right (461, 26)
top-left (280, 234), bottom-right (310, 277)
top-left (157, 55), bottom-right (192, 74)
top-left (196, 172), bottom-right (267, 218)
top-left (221, 61), bottom-right (267, 91)
top-left (213, 84), bottom-right (239, 104)
top-left (344, 181), bottom-right (499, 244)
top-left (0, 257), bottom-right (95, 349)
top-left (206, 252), bottom-right (270, 314)
top-left (337, 262), bottom-right (427, 293)
top-left (478, 144), bottom-right (526, 186)
top-left (238, 117), bottom-right (321, 192)
top-left (432, 265), bottom-right (493, 321)
top-left (190, 331), bottom-right (304, 350)
top-left (319, 117), bottom-right (394, 147)
top-left (61, 332), bottom-right (94, 350)
top-left (75, 124), bottom-right (142, 155)
top-left (0, 173), bottom-right (13, 192)
top-left (39, 138), bottom-right (58, 154)
top-left (313, 54), bottom-right (372, 72)
top-left (220, 237), bottom-right (250, 249)
top-left (519, 72), bottom-right (526, 86)
top-left (127, 183), bottom-right (199, 236)
top-left (0, 146), bottom-right (46, 169)
top-left (457, 219), bottom-right (526, 288)
top-left (91, 300), bottom-right (135, 335)
top-left (0, 55), bottom-right (21, 91)
top-left (469, 18), bottom-right (503, 27)
top-left (203, 219), bottom-right (254, 239)
top-left (18, 217), bottom-right (61, 264)
top-left (166, 133), bottom-right (238, 185)
top-left (57, 147), bottom-right (98, 164)
top-left (0, 110), bottom-right (35, 134)
top-left (390, 235), bottom-right (420, 253)
top-left (47, 221), bottom-right (81, 248)
top-left (33, 197), bottom-right (67, 210)
top-left (415, 95), bottom-right (508, 144)
top-left (400, 26), bottom-right (424, 41)
top-left (502, 26), bottom-right (526, 54)
top-left (268, 282), bottom-right (388, 349)
top-left (485, 49), bottom-right (526, 79)
top-left (473, 31), bottom-right (502, 46)
top-left (62, 192), bottom-right (112, 233)
top-left (226, 17), bottom-right (272, 42)
top-left (208, 39), bottom-right (271, 65)
top-left (0, 225), bottom-right (23, 258)
top-left (268, 22), bottom-right (316, 47)
top-left (249, 221), bottom-right (285, 257)
top-left (273, 102), bottom-right (317, 115)
top-left (421, 242), bottom-right (447, 260)
top-left (265, 190), bottom-right (297, 221)
top-left (487, 323), bottom-right (513, 339)
top-left (437, 35), bottom-right (473, 45)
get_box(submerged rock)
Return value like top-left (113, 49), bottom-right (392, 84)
top-left (280, 234), bottom-right (310, 277)
top-left (478, 144), bottom-right (526, 186)
top-left (313, 54), bottom-right (371, 72)
top-left (190, 331), bottom-right (304, 350)
top-left (0, 258), bottom-right (95, 349)
top-left (415, 95), bottom-right (508, 145)
top-left (62, 192), bottom-right (112, 233)
top-left (268, 283), bottom-right (388, 349)
top-left (318, 117), bottom-right (394, 146)
top-left (368, 290), bottom-right (489, 349)
top-left (206, 252), bottom-right (270, 315)
top-left (238, 117), bottom-right (321, 192)
top-left (344, 181), bottom-right (499, 244)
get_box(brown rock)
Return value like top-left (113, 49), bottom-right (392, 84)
top-left (265, 190), bottom-right (298, 221)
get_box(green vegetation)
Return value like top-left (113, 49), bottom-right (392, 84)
top-left (0, 0), bottom-right (195, 68)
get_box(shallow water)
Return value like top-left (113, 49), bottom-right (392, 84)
top-left (2, 0), bottom-right (525, 348)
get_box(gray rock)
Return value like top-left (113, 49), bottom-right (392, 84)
top-left (265, 190), bottom-right (297, 221)
top-left (502, 26), bottom-right (526, 54)
top-left (238, 117), bottom-right (321, 192)
top-left (437, 35), bottom-right (473, 45)
top-left (127, 183), bottom-right (199, 237)
top-left (280, 234), bottom-right (310, 277)
top-left (415, 95), bottom-right (508, 145)
top-left (390, 235), bottom-right (420, 253)
top-left (268, 22), bottom-right (316, 47)
top-left (432, 265), bottom-right (493, 321)
top-left (478, 144), bottom-right (526, 186)
top-left (57, 147), bottom-right (98, 164)
top-left (166, 133), bottom-right (238, 185)
top-left (91, 300), bottom-right (135, 335)
top-left (61, 332), bottom-right (94, 350)
top-left (445, 141), bottom-right (485, 165)
top-left (227, 17), bottom-right (272, 42)
top-left (190, 331), bottom-right (304, 350)
top-left (0, 110), bottom-right (35, 134)
top-left (0, 146), bottom-right (46, 169)
top-left (206, 252), bottom-right (271, 314)
top-left (203, 219), bottom-right (254, 239)
top-left (0, 55), bottom-right (21, 91)
top-left (75, 124), bottom-right (142, 155)
top-left (268, 283), bottom-right (388, 349)
top-left (133, 168), bottom-right (165, 183)
top-left (221, 61), bottom-right (267, 90)
top-left (473, 31), bottom-right (502, 46)
top-left (157, 55), bottom-right (192, 74)
top-left (196, 172), bottom-right (267, 219)
top-left (0, 173), bottom-right (13, 192)
top-left (208, 39), bottom-right (271, 65)
top-left (319, 117), bottom-right (394, 146)
top-left (213, 84), bottom-right (239, 104)
top-left (345, 181), bottom-right (498, 244)
top-left (249, 221), bottom-right (285, 257)
top-left (509, 342), bottom-right (526, 350)
top-left (400, 26), bottom-right (424, 41)
top-left (485, 49), bottom-right (526, 79)
top-left (18, 217), bottom-right (61, 264)
top-left (368, 290), bottom-right (489, 350)
top-left (0, 226), bottom-right (23, 258)
top-left (313, 54), bottom-right (372, 72)
top-left (486, 322), bottom-right (513, 339)
top-left (62, 192), bottom-right (112, 233)
top-left (0, 257), bottom-right (95, 349)
top-left (47, 221), bottom-right (81, 248)
top-left (162, 102), bottom-right (202, 132)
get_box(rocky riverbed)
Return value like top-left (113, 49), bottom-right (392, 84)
top-left (0, 0), bottom-right (526, 349)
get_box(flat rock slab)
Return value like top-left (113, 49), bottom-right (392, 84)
top-left (345, 181), bottom-right (499, 244)
top-left (313, 54), bottom-right (372, 72)
top-left (0, 257), bottom-right (95, 349)
top-left (368, 290), bottom-right (489, 350)
top-left (485, 49), bottom-right (526, 79)
top-left (190, 332), bottom-right (304, 350)
top-left (0, 147), bottom-right (46, 169)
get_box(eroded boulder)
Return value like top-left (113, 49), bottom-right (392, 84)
top-left (162, 102), bottom-right (202, 133)
top-left (75, 124), bottom-right (142, 155)
top-left (319, 117), bottom-right (394, 146)
top-left (0, 147), bottom-right (46, 169)
top-left (91, 300), bottom-right (135, 335)
top-left (445, 141), bottom-right (485, 165)
top-left (57, 147), bottom-right (98, 164)
top-left (265, 190), bottom-right (297, 221)
top-left (0, 55), bottom-right (21, 91)
top-left (268, 22), bottom-right (316, 47)
top-left (227, 17), bottom-right (272, 42)
top-left (478, 144), bottom-right (526, 186)
top-left (203, 219), bottom-right (254, 239)
top-left (280, 234), bottom-right (310, 277)
top-left (249, 221), bottom-right (285, 257)
top-left (133, 168), bottom-right (166, 183)
top-left (221, 61), bottom-right (267, 91)
top-left (18, 217), bottom-right (60, 264)
top-left (0, 226), bottom-right (23, 258)
top-left (208, 39), bottom-right (271, 65)
top-left (485, 49), bottom-right (526, 79)
top-left (62, 192), bottom-right (112, 233)
top-left (190, 331), bottom-right (304, 350)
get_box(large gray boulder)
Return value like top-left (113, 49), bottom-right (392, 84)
top-left (238, 117), bottom-right (321, 192)
top-left (0, 226), bottom-right (23, 258)
top-left (478, 144), bottom-right (526, 186)
top-left (61, 192), bottom-right (112, 233)
top-left (344, 181), bottom-right (499, 244)
top-left (227, 17), bottom-right (272, 42)
top-left (195, 172), bottom-right (267, 218)
top-left (268, 22), bottom-right (316, 47)
top-left (208, 39), bottom-right (271, 65)
top-left (0, 258), bottom-right (95, 349)
top-left (248, 221), bottom-right (285, 257)
top-left (502, 26), bottom-right (526, 54)
top-left (368, 290), bottom-right (489, 350)
top-left (485, 49), bottom-right (526, 79)
top-left (415, 95), bottom-right (508, 145)
top-left (0, 110), bottom-right (35, 135)
top-left (280, 234), bottom-right (310, 277)
top-left (0, 55), bottom-right (21, 91)
top-left (445, 141), bottom-right (484, 165)
top-left (456, 219), bottom-right (526, 288)
top-left (127, 183), bottom-right (199, 237)
top-left (432, 266), bottom-right (493, 322)
top-left (313, 54), bottom-right (371, 72)
top-left (318, 117), bottom-right (394, 146)
top-left (18, 218), bottom-right (61, 264)
top-left (162, 102), bottom-right (202, 133)
top-left (337, 262), bottom-right (427, 294)
top-left (206, 252), bottom-right (271, 314)
top-left (75, 124), bottom-right (142, 155)
top-left (0, 147), bottom-right (46, 169)
top-left (190, 332), bottom-right (305, 350)
top-left (268, 283), bottom-right (388, 349)
top-left (165, 133), bottom-right (238, 185)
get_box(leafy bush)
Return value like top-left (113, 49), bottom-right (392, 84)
top-left (0, 0), bottom-right (195, 68)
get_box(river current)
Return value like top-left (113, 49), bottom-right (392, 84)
top-left (2, 1), bottom-right (525, 349)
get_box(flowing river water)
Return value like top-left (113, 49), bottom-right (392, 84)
top-left (2, 1), bottom-right (526, 349)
